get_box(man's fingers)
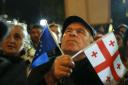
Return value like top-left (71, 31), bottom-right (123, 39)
top-left (53, 55), bottom-right (75, 79)
top-left (55, 70), bottom-right (71, 79)
top-left (57, 55), bottom-right (75, 68)
top-left (58, 65), bottom-right (73, 74)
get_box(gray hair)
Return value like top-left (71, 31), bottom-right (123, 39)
top-left (6, 21), bottom-right (31, 49)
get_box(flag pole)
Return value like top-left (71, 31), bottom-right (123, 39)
top-left (71, 49), bottom-right (84, 59)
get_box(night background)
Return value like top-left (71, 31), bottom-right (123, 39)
top-left (0, 0), bottom-right (65, 25)
top-left (111, 0), bottom-right (128, 28)
top-left (0, 0), bottom-right (128, 28)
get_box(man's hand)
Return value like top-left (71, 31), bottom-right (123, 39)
top-left (52, 55), bottom-right (75, 80)
top-left (44, 55), bottom-right (75, 85)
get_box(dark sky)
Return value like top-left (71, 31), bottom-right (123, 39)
top-left (111, 0), bottom-right (128, 28)
top-left (1, 0), bottom-right (128, 27)
top-left (0, 0), bottom-right (65, 25)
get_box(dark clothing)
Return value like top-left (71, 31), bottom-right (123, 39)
top-left (0, 54), bottom-right (28, 85)
top-left (118, 71), bottom-right (128, 85)
top-left (28, 58), bottom-right (55, 85)
top-left (28, 57), bottom-right (103, 85)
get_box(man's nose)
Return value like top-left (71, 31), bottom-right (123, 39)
top-left (70, 30), bottom-right (78, 36)
top-left (34, 33), bottom-right (40, 37)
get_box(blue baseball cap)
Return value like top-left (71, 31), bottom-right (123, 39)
top-left (62, 16), bottom-right (96, 37)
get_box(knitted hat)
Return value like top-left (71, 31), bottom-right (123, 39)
top-left (62, 16), bottom-right (96, 37)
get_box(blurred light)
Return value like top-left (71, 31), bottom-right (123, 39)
top-left (122, 0), bottom-right (126, 4)
top-left (13, 19), bottom-right (18, 25)
top-left (40, 19), bottom-right (47, 26)
top-left (108, 24), bottom-right (114, 32)
top-left (6, 20), bottom-right (11, 23)
top-left (3, 14), bottom-right (8, 18)
top-left (126, 11), bottom-right (128, 17)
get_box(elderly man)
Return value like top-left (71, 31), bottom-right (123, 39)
top-left (28, 16), bottom-right (103, 85)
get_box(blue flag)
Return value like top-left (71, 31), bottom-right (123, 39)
top-left (31, 24), bottom-right (62, 68)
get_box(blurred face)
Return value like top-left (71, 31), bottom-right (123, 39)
top-left (61, 23), bottom-right (93, 55)
top-left (50, 26), bottom-right (58, 34)
top-left (30, 28), bottom-right (42, 44)
top-left (119, 27), bottom-right (127, 36)
top-left (1, 26), bottom-right (24, 56)
top-left (98, 26), bottom-right (105, 34)
top-left (115, 34), bottom-right (123, 48)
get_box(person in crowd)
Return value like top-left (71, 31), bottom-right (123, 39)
top-left (49, 23), bottom-right (59, 36)
top-left (114, 31), bottom-right (127, 71)
top-left (118, 29), bottom-right (128, 85)
top-left (117, 24), bottom-right (128, 37)
top-left (25, 24), bottom-right (43, 63)
top-left (28, 16), bottom-right (104, 85)
top-left (29, 24), bottom-right (43, 49)
top-left (123, 29), bottom-right (128, 56)
top-left (23, 24), bottom-right (43, 74)
top-left (114, 31), bottom-right (124, 48)
top-left (114, 25), bottom-right (128, 67)
top-left (0, 22), bottom-right (28, 85)
top-left (96, 25), bottom-right (106, 35)
top-left (49, 23), bottom-right (61, 43)
top-left (123, 29), bottom-right (128, 66)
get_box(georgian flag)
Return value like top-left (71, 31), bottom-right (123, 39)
top-left (84, 32), bottom-right (126, 84)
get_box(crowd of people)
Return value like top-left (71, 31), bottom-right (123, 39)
top-left (0, 15), bottom-right (128, 85)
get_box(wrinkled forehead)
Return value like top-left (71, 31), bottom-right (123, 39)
top-left (31, 28), bottom-right (42, 32)
top-left (66, 22), bottom-right (91, 33)
top-left (66, 23), bottom-right (84, 29)
top-left (119, 27), bottom-right (127, 31)
top-left (10, 25), bottom-right (25, 37)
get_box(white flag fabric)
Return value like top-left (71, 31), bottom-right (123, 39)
top-left (84, 32), bottom-right (127, 84)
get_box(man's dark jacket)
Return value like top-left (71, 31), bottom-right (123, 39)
top-left (28, 57), bottom-right (103, 85)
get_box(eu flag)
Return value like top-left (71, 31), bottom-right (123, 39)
top-left (31, 24), bottom-right (62, 68)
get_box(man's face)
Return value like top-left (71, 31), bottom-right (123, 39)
top-left (50, 26), bottom-right (58, 34)
top-left (119, 27), bottom-right (127, 35)
top-left (115, 34), bottom-right (123, 48)
top-left (30, 28), bottom-right (42, 44)
top-left (1, 26), bottom-right (24, 56)
top-left (61, 23), bottom-right (93, 55)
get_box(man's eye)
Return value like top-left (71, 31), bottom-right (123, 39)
top-left (77, 30), bottom-right (85, 34)
top-left (65, 30), bottom-right (72, 32)
top-left (77, 30), bottom-right (84, 33)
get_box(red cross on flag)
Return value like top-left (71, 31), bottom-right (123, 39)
top-left (84, 32), bottom-right (127, 84)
